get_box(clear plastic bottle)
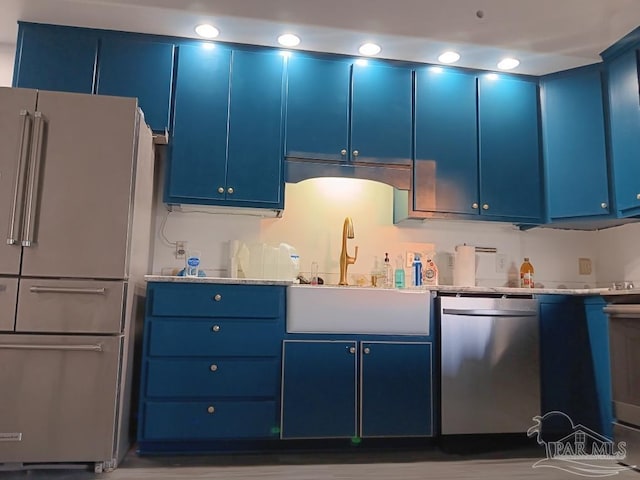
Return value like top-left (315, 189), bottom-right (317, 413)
top-left (520, 257), bottom-right (534, 288)
top-left (395, 255), bottom-right (405, 288)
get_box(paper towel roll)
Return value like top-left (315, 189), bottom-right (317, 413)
top-left (453, 245), bottom-right (476, 286)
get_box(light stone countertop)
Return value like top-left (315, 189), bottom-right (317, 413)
top-left (144, 275), bottom-right (610, 295)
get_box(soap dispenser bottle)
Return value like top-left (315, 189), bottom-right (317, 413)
top-left (383, 253), bottom-right (393, 288)
top-left (412, 253), bottom-right (423, 287)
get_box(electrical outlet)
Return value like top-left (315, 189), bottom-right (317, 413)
top-left (406, 251), bottom-right (415, 268)
top-left (496, 254), bottom-right (507, 273)
top-left (578, 257), bottom-right (592, 275)
top-left (175, 241), bottom-right (187, 259)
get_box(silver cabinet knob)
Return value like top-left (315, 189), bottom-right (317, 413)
top-left (601, 202), bottom-right (608, 209)
top-left (363, 347), bottom-right (371, 354)
top-left (482, 204), bottom-right (489, 210)
top-left (213, 294), bottom-right (222, 302)
top-left (207, 406), bottom-right (215, 414)
top-left (348, 346), bottom-right (356, 354)
top-left (340, 149), bottom-right (347, 156)
top-left (352, 150), bottom-right (359, 157)
top-left (217, 187), bottom-right (224, 194)
top-left (210, 364), bottom-right (218, 372)
top-left (212, 325), bottom-right (221, 332)
top-left (637, 193), bottom-right (640, 200)
top-left (471, 203), bottom-right (479, 209)
top-left (227, 187), bottom-right (234, 194)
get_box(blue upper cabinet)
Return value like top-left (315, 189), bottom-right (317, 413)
top-left (285, 55), bottom-right (412, 165)
top-left (606, 49), bottom-right (640, 217)
top-left (96, 36), bottom-right (175, 132)
top-left (226, 50), bottom-right (285, 205)
top-left (541, 66), bottom-right (610, 221)
top-left (478, 75), bottom-right (543, 222)
top-left (286, 56), bottom-right (350, 161)
top-left (13, 23), bottom-right (98, 93)
top-left (166, 45), bottom-right (284, 209)
top-left (414, 68), bottom-right (478, 214)
top-left (167, 44), bottom-right (231, 203)
top-left (351, 62), bottom-right (412, 165)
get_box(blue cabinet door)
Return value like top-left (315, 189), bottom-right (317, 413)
top-left (281, 341), bottom-right (357, 438)
top-left (96, 36), bottom-right (175, 132)
top-left (226, 50), bottom-right (284, 207)
top-left (13, 24), bottom-right (97, 93)
top-left (351, 62), bottom-right (413, 165)
top-left (539, 296), bottom-right (609, 436)
top-left (478, 75), bottom-right (543, 222)
top-left (285, 55), bottom-right (350, 161)
top-left (607, 49), bottom-right (640, 216)
top-left (414, 68), bottom-right (478, 214)
top-left (360, 342), bottom-right (432, 437)
top-left (166, 43), bottom-right (231, 203)
top-left (541, 67), bottom-right (610, 220)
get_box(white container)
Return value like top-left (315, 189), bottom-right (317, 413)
top-left (185, 250), bottom-right (201, 277)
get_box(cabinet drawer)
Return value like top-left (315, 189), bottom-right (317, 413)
top-left (142, 400), bottom-right (278, 440)
top-left (149, 283), bottom-right (284, 318)
top-left (148, 319), bottom-right (281, 357)
top-left (146, 358), bottom-right (280, 397)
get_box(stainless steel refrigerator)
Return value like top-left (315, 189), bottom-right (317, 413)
top-left (0, 87), bottom-right (154, 472)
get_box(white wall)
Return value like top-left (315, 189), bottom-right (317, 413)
top-left (0, 43), bottom-right (15, 86)
top-left (152, 162), bottom-right (602, 289)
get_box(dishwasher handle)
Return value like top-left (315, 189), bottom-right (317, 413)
top-left (0, 343), bottom-right (104, 352)
top-left (603, 304), bottom-right (640, 317)
top-left (442, 308), bottom-right (538, 317)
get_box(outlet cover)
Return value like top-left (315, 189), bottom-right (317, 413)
top-left (406, 251), bottom-right (415, 268)
top-left (175, 241), bottom-right (187, 259)
top-left (578, 257), bottom-right (592, 275)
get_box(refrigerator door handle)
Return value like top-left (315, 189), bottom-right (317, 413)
top-left (21, 111), bottom-right (46, 248)
top-left (29, 286), bottom-right (106, 295)
top-left (0, 343), bottom-right (104, 352)
top-left (6, 110), bottom-right (32, 246)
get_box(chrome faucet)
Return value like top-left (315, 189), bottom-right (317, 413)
top-left (339, 217), bottom-right (358, 285)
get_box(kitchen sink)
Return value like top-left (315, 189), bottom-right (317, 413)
top-left (286, 285), bottom-right (431, 335)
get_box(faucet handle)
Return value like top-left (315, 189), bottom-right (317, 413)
top-left (351, 245), bottom-right (359, 264)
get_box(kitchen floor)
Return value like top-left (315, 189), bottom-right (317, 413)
top-left (1, 444), bottom-right (638, 479)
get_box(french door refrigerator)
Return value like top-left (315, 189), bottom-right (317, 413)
top-left (0, 87), bottom-right (154, 472)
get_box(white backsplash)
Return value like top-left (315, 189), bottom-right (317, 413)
top-left (152, 162), bottom-right (607, 289)
top-left (0, 43), bottom-right (14, 87)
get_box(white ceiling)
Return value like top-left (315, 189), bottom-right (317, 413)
top-left (1, 0), bottom-right (639, 75)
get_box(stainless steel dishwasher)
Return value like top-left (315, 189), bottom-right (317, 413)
top-left (439, 295), bottom-right (540, 435)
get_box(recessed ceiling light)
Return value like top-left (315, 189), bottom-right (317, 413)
top-left (497, 57), bottom-right (520, 70)
top-left (195, 24), bottom-right (219, 39)
top-left (278, 34), bottom-right (300, 47)
top-left (358, 43), bottom-right (381, 56)
top-left (438, 51), bottom-right (460, 64)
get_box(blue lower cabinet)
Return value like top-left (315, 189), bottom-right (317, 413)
top-left (138, 283), bottom-right (285, 451)
top-left (143, 400), bottom-right (278, 440)
top-left (539, 295), bottom-right (612, 437)
top-left (360, 342), bottom-right (432, 437)
top-left (281, 341), bottom-right (357, 439)
top-left (281, 339), bottom-right (433, 439)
